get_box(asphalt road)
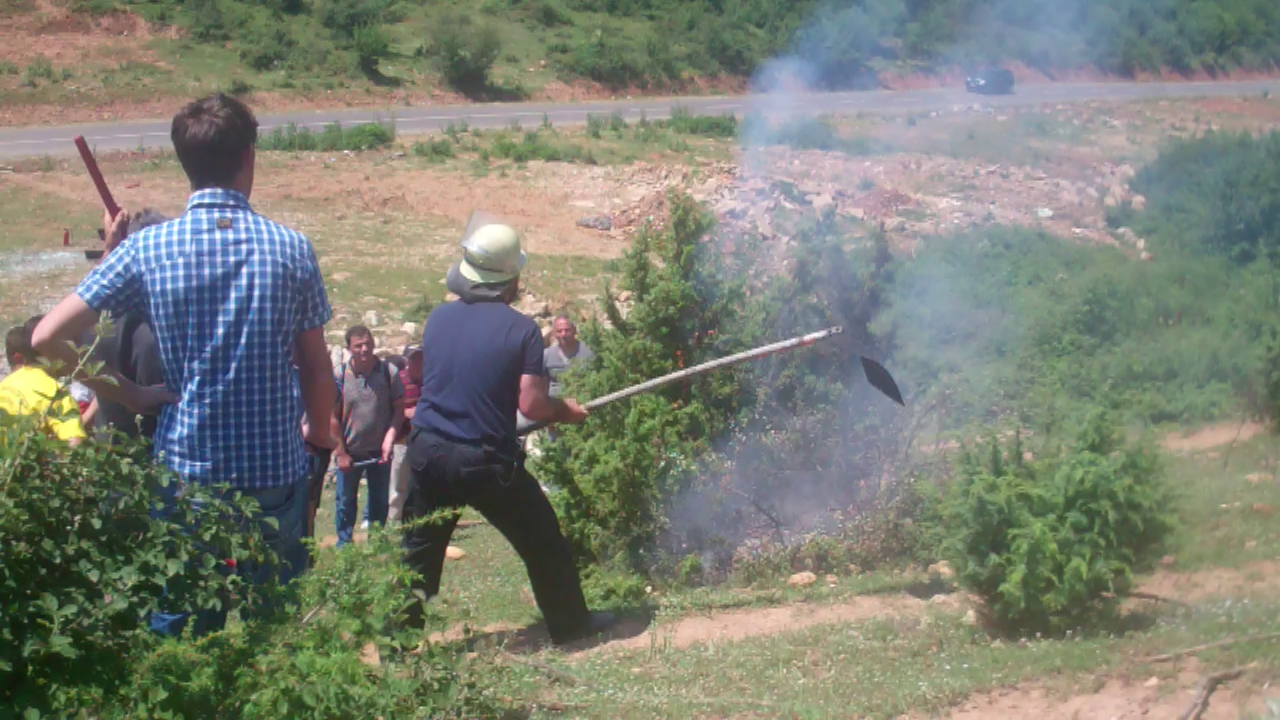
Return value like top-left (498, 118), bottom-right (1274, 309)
top-left (1, 78), bottom-right (1279, 160)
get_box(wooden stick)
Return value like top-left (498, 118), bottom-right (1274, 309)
top-left (1179, 664), bottom-right (1254, 720)
top-left (1141, 632), bottom-right (1280, 663)
top-left (73, 135), bottom-right (121, 217)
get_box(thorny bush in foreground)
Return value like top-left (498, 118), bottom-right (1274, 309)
top-left (944, 412), bottom-right (1175, 636)
top-left (1, 411), bottom-right (483, 718)
top-left (116, 528), bottom-right (491, 720)
top-left (0, 413), bottom-right (274, 716)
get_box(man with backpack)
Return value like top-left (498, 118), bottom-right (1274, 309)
top-left (332, 325), bottom-right (404, 546)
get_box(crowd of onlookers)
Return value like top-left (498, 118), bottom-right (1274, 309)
top-left (0, 263), bottom-right (597, 548)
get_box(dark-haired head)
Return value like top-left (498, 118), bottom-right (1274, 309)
top-left (128, 208), bottom-right (170, 236)
top-left (171, 93), bottom-right (258, 194)
top-left (6, 315), bottom-right (44, 368)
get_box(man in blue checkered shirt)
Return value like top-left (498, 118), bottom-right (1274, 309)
top-left (33, 93), bottom-right (338, 637)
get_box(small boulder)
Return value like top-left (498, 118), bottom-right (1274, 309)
top-left (577, 216), bottom-right (613, 231)
top-left (787, 571), bottom-right (818, 587)
top-left (824, 574), bottom-right (838, 584)
top-left (1130, 194), bottom-right (1147, 211)
top-left (445, 546), bottom-right (467, 560)
top-left (1246, 473), bottom-right (1273, 485)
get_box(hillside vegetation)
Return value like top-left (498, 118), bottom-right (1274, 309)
top-left (5, 0), bottom-right (1280, 109)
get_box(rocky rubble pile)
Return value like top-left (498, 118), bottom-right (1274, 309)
top-left (589, 150), bottom-right (1155, 259)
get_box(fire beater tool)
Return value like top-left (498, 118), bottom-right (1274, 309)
top-left (517, 326), bottom-right (903, 436)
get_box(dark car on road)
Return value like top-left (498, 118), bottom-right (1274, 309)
top-left (965, 67), bottom-right (1015, 95)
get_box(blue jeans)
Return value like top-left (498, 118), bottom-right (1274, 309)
top-left (335, 457), bottom-right (390, 547)
top-left (149, 476), bottom-right (310, 638)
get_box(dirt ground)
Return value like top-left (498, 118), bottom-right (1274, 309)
top-left (1164, 422), bottom-right (1268, 454)
top-left (946, 658), bottom-right (1276, 720)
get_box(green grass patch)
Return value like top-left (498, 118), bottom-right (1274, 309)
top-left (484, 599), bottom-right (1280, 719)
top-left (257, 121), bottom-right (396, 152)
top-left (1165, 434), bottom-right (1280, 572)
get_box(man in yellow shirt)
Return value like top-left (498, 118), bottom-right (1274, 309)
top-left (0, 316), bottom-right (87, 446)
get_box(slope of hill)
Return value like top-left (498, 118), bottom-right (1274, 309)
top-left (3, 0), bottom-right (1280, 126)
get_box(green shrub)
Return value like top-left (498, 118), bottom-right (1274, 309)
top-left (21, 56), bottom-right (55, 86)
top-left (885, 224), bottom-right (1272, 429)
top-left (0, 355), bottom-right (484, 717)
top-left (944, 413), bottom-right (1174, 635)
top-left (489, 131), bottom-right (595, 164)
top-left (0, 60), bottom-right (17, 75)
top-left (352, 23), bottom-right (390, 73)
top-left (314, 0), bottom-right (389, 38)
top-left (1130, 130), bottom-right (1280, 265)
top-left (185, 0), bottom-right (239, 43)
top-left (560, 30), bottom-right (648, 87)
top-left (534, 191), bottom-right (753, 586)
top-left (238, 23), bottom-right (295, 71)
top-left (663, 106), bottom-right (738, 138)
top-left (428, 14), bottom-right (502, 92)
top-left (113, 529), bottom-right (481, 719)
top-left (413, 137), bottom-right (456, 161)
top-left (529, 0), bottom-right (572, 27)
top-left (257, 121), bottom-right (394, 152)
top-left (0, 416), bottom-right (274, 714)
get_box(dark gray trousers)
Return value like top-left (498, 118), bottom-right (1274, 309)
top-left (400, 429), bottom-right (590, 643)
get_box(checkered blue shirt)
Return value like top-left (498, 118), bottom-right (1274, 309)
top-left (78, 189), bottom-right (332, 488)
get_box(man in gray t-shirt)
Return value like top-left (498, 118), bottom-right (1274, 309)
top-left (544, 315), bottom-right (596, 398)
top-left (333, 325), bottom-right (404, 546)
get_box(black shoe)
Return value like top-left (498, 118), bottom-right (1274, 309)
top-left (552, 610), bottom-right (617, 646)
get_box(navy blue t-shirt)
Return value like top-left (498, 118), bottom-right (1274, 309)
top-left (413, 300), bottom-right (544, 451)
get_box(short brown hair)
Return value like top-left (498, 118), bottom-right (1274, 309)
top-left (171, 93), bottom-right (259, 190)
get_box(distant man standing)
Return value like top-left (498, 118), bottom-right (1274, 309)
top-left (543, 315), bottom-right (596, 398)
top-left (332, 325), bottom-right (404, 546)
top-left (33, 92), bottom-right (337, 637)
top-left (539, 315), bottom-right (596, 442)
top-left (388, 344), bottom-right (423, 523)
top-left (401, 221), bottom-right (615, 646)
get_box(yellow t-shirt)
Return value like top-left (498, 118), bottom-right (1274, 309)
top-left (0, 366), bottom-right (88, 442)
